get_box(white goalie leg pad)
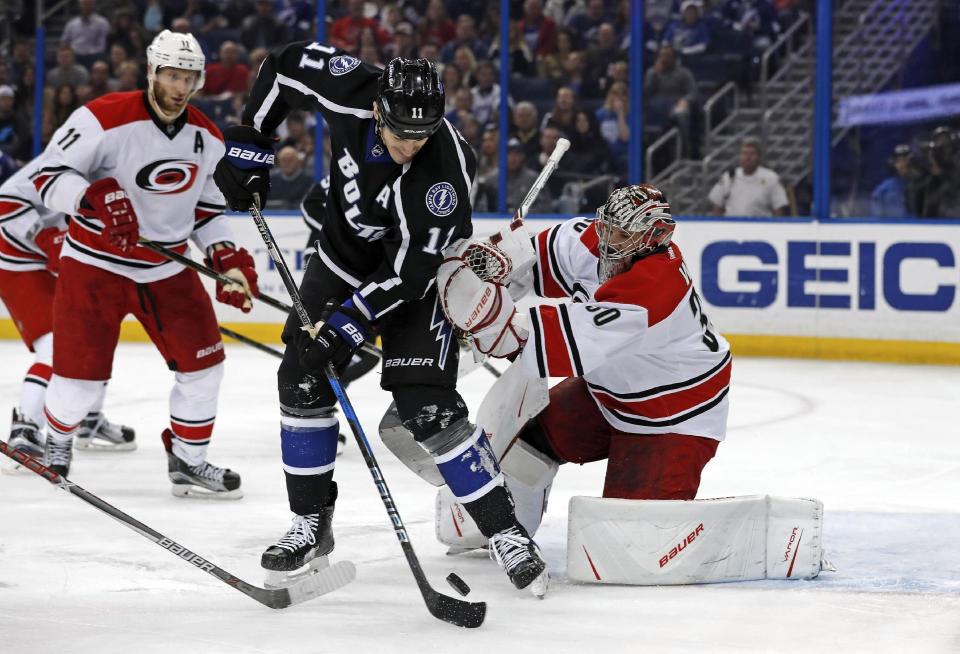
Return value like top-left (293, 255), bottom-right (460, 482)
top-left (567, 495), bottom-right (827, 585)
top-left (436, 438), bottom-right (559, 550)
top-left (476, 357), bottom-right (549, 461)
top-left (435, 358), bottom-right (553, 549)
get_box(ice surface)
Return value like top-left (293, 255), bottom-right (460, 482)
top-left (1, 342), bottom-right (958, 653)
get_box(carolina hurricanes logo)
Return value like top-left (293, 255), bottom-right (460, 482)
top-left (135, 159), bottom-right (200, 194)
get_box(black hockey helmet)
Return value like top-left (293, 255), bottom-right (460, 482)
top-left (376, 57), bottom-right (445, 140)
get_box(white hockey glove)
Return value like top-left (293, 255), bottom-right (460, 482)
top-left (438, 240), bottom-right (529, 359)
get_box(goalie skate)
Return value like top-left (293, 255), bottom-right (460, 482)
top-left (3, 409), bottom-right (44, 475)
top-left (162, 429), bottom-right (242, 499)
top-left (75, 412), bottom-right (136, 451)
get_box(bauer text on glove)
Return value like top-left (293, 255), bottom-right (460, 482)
top-left (78, 177), bottom-right (139, 252)
top-left (213, 125), bottom-right (275, 211)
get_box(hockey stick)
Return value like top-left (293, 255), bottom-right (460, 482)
top-left (0, 440), bottom-right (355, 609)
top-left (138, 238), bottom-right (385, 360)
top-left (218, 325), bottom-right (283, 359)
top-left (138, 238), bottom-right (292, 314)
top-left (515, 137), bottom-right (570, 222)
top-left (248, 196), bottom-right (486, 629)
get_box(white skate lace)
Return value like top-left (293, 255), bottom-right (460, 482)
top-left (188, 460), bottom-right (227, 482)
top-left (46, 438), bottom-right (72, 465)
top-left (489, 526), bottom-right (532, 572)
top-left (276, 514), bottom-right (320, 552)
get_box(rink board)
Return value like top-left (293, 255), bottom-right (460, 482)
top-left (2, 214), bottom-right (959, 364)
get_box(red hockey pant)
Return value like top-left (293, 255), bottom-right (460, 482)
top-left (52, 257), bottom-right (225, 379)
top-left (536, 377), bottom-right (719, 500)
top-left (0, 268), bottom-right (56, 348)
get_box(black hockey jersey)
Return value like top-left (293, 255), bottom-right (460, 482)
top-left (244, 42), bottom-right (477, 321)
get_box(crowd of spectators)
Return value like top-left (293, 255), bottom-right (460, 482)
top-left (1, 0), bottom-right (805, 212)
top-left (870, 125), bottom-right (960, 219)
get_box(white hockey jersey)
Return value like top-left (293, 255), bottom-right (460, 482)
top-left (520, 217), bottom-right (732, 442)
top-left (0, 158), bottom-right (66, 272)
top-left (36, 91), bottom-right (232, 283)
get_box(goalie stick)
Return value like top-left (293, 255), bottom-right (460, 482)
top-left (248, 195), bottom-right (486, 629)
top-left (516, 137), bottom-right (570, 222)
top-left (0, 440), bottom-right (356, 609)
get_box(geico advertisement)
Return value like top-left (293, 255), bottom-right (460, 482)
top-left (3, 215), bottom-right (959, 345)
top-left (675, 220), bottom-right (960, 342)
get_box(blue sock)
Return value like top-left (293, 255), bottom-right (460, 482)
top-left (433, 427), bottom-right (503, 503)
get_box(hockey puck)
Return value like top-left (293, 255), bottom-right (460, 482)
top-left (446, 573), bottom-right (471, 597)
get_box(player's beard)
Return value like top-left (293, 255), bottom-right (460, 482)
top-left (150, 81), bottom-right (189, 121)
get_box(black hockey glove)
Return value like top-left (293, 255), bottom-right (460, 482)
top-left (214, 125), bottom-right (275, 211)
top-left (295, 300), bottom-right (371, 375)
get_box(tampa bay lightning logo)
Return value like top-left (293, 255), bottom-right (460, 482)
top-left (329, 55), bottom-right (360, 76)
top-left (425, 182), bottom-right (457, 217)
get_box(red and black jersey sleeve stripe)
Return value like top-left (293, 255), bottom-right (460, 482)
top-left (528, 304), bottom-right (585, 378)
top-left (0, 195), bottom-right (35, 224)
top-left (194, 200), bottom-right (226, 229)
top-left (533, 225), bottom-right (574, 299)
top-left (31, 166), bottom-right (77, 203)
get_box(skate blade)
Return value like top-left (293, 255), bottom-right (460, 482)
top-left (75, 438), bottom-right (137, 452)
top-left (446, 544), bottom-right (485, 556)
top-left (528, 570), bottom-right (550, 599)
top-left (170, 484), bottom-right (243, 500)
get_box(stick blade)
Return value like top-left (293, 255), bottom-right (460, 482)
top-left (256, 560), bottom-right (357, 609)
top-left (425, 588), bottom-right (486, 628)
top-left (287, 560), bottom-right (357, 605)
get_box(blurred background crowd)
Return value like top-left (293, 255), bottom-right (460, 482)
top-left (1, 0), bottom-right (959, 216)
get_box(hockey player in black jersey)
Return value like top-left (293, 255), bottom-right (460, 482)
top-left (214, 47), bottom-right (548, 596)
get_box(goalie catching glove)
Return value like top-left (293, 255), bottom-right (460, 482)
top-left (438, 239), bottom-right (528, 359)
top-left (207, 245), bottom-right (259, 313)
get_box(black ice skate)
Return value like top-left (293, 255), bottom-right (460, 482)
top-left (75, 412), bottom-right (136, 451)
top-left (162, 429), bottom-right (242, 499)
top-left (261, 484), bottom-right (338, 587)
top-left (4, 409), bottom-right (44, 474)
top-left (489, 524), bottom-right (550, 598)
top-left (43, 433), bottom-right (74, 477)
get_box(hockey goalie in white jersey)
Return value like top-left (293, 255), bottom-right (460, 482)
top-left (434, 184), bottom-right (829, 585)
top-left (442, 183), bottom-right (726, 502)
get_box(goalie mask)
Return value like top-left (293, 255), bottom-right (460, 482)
top-left (146, 29), bottom-right (205, 121)
top-left (596, 184), bottom-right (675, 281)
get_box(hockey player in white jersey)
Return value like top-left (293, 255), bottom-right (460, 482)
top-left (33, 30), bottom-right (259, 498)
top-left (1, 159), bottom-right (135, 464)
top-left (436, 184), bottom-right (728, 541)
